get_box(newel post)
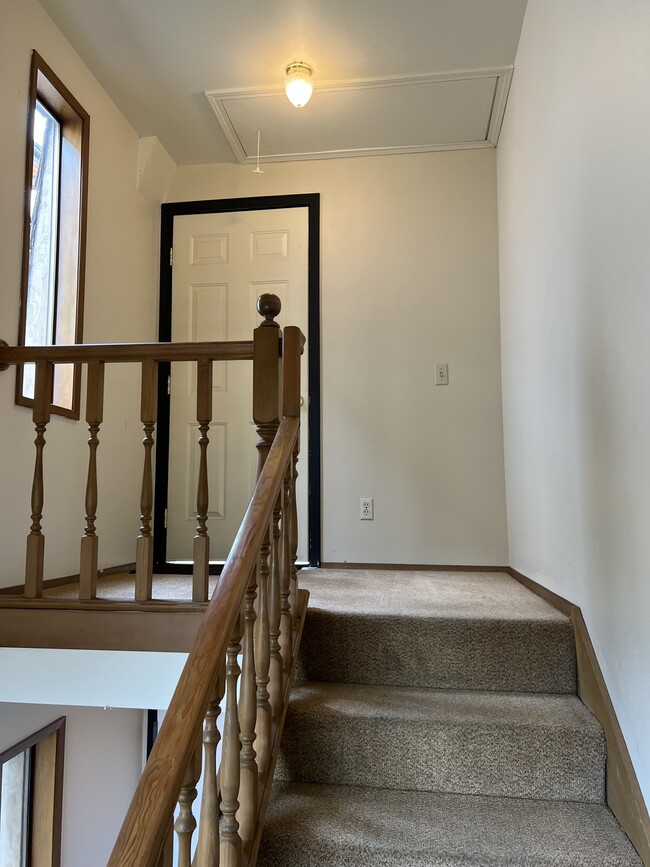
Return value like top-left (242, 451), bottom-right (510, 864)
top-left (281, 326), bottom-right (305, 666)
top-left (252, 293), bottom-right (281, 775)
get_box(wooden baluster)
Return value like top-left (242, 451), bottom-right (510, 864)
top-left (252, 293), bottom-right (281, 775)
top-left (280, 464), bottom-right (293, 670)
top-left (268, 497), bottom-right (283, 718)
top-left (174, 737), bottom-right (202, 867)
top-left (135, 360), bottom-right (158, 601)
top-left (80, 361), bottom-right (105, 600)
top-left (254, 531), bottom-right (271, 776)
top-left (195, 671), bottom-right (226, 866)
top-left (25, 360), bottom-right (53, 598)
top-left (220, 616), bottom-right (243, 867)
top-left (282, 326), bottom-right (305, 638)
top-left (289, 445), bottom-right (300, 631)
top-left (237, 567), bottom-right (258, 846)
top-left (193, 359), bottom-right (213, 603)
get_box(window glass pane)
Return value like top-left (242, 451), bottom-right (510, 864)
top-left (23, 100), bottom-right (61, 400)
top-left (0, 750), bottom-right (31, 867)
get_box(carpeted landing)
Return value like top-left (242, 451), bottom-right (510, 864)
top-left (259, 569), bottom-right (642, 866)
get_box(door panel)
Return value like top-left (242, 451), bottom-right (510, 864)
top-left (166, 208), bottom-right (309, 562)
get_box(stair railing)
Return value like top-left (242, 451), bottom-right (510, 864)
top-left (0, 293), bottom-right (307, 864)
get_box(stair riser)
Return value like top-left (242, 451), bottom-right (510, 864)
top-left (260, 782), bottom-right (643, 867)
top-left (296, 612), bottom-right (577, 693)
top-left (277, 715), bottom-right (606, 803)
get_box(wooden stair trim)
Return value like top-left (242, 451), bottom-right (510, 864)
top-left (0, 563), bottom-right (136, 596)
top-left (0, 607), bottom-right (204, 652)
top-left (507, 567), bottom-right (574, 617)
top-left (0, 597), bottom-right (206, 613)
top-left (508, 567), bottom-right (650, 867)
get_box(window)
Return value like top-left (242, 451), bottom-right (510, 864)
top-left (0, 717), bottom-right (65, 867)
top-left (17, 51), bottom-right (90, 418)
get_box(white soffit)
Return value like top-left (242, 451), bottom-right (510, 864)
top-left (207, 67), bottom-right (513, 164)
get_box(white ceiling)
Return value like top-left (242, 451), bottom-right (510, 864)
top-left (36, 0), bottom-right (528, 166)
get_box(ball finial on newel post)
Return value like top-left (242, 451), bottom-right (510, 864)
top-left (257, 293), bottom-right (281, 328)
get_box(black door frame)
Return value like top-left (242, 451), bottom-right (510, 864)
top-left (153, 193), bottom-right (321, 572)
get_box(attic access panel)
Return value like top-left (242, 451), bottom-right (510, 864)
top-left (207, 67), bottom-right (513, 164)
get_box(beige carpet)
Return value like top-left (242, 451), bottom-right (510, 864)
top-left (259, 568), bottom-right (642, 867)
top-left (296, 568), bottom-right (576, 693)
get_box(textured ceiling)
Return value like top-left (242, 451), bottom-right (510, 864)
top-left (36, 0), bottom-right (528, 165)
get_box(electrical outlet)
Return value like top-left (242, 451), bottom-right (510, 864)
top-left (360, 497), bottom-right (374, 520)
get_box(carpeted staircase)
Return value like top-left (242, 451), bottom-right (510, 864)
top-left (259, 569), bottom-right (643, 866)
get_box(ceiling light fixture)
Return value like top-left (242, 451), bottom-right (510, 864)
top-left (285, 62), bottom-right (313, 108)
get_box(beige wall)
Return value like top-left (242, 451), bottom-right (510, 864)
top-left (498, 0), bottom-right (650, 803)
top-left (0, 703), bottom-right (144, 867)
top-left (0, 0), bottom-right (160, 586)
top-left (168, 151), bottom-right (508, 565)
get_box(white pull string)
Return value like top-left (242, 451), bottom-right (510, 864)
top-left (252, 129), bottom-right (264, 174)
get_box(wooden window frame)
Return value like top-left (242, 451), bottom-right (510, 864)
top-left (16, 51), bottom-right (90, 419)
top-left (0, 716), bottom-right (66, 867)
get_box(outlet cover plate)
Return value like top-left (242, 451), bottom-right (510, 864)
top-left (360, 497), bottom-right (374, 520)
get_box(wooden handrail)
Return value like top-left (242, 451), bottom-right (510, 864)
top-left (3, 295), bottom-right (307, 865)
top-left (0, 340), bottom-right (253, 365)
top-left (107, 415), bottom-right (300, 867)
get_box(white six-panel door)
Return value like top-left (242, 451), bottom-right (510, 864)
top-left (166, 208), bottom-right (309, 562)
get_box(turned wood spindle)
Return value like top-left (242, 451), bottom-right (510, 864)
top-left (254, 543), bottom-right (271, 774)
top-left (195, 672), bottom-right (226, 866)
top-left (24, 360), bottom-right (53, 599)
top-left (268, 495), bottom-right (283, 718)
top-left (135, 360), bottom-right (158, 601)
top-left (220, 617), bottom-right (243, 867)
top-left (237, 567), bottom-right (259, 845)
top-left (193, 359), bottom-right (213, 603)
top-left (289, 443), bottom-right (300, 629)
top-left (174, 738), bottom-right (202, 867)
top-left (80, 361), bottom-right (105, 600)
top-left (254, 535), bottom-right (271, 776)
top-left (252, 292), bottom-right (282, 775)
top-left (280, 464), bottom-right (293, 670)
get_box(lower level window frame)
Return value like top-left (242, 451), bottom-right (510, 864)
top-left (0, 716), bottom-right (66, 867)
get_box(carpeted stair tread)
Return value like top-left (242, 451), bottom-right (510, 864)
top-left (276, 681), bottom-right (605, 802)
top-left (298, 570), bottom-right (568, 621)
top-left (297, 570), bottom-right (576, 693)
top-left (259, 781), bottom-right (643, 867)
top-left (262, 571), bottom-right (639, 865)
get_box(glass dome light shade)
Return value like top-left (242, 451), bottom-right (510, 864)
top-left (285, 63), bottom-right (313, 108)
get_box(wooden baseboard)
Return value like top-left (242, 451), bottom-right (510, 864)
top-left (573, 608), bottom-right (650, 866)
top-left (507, 567), bottom-right (574, 617)
top-left (509, 568), bottom-right (650, 866)
top-left (0, 574), bottom-right (77, 596)
top-left (0, 563), bottom-right (136, 596)
top-left (320, 562), bottom-right (510, 572)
